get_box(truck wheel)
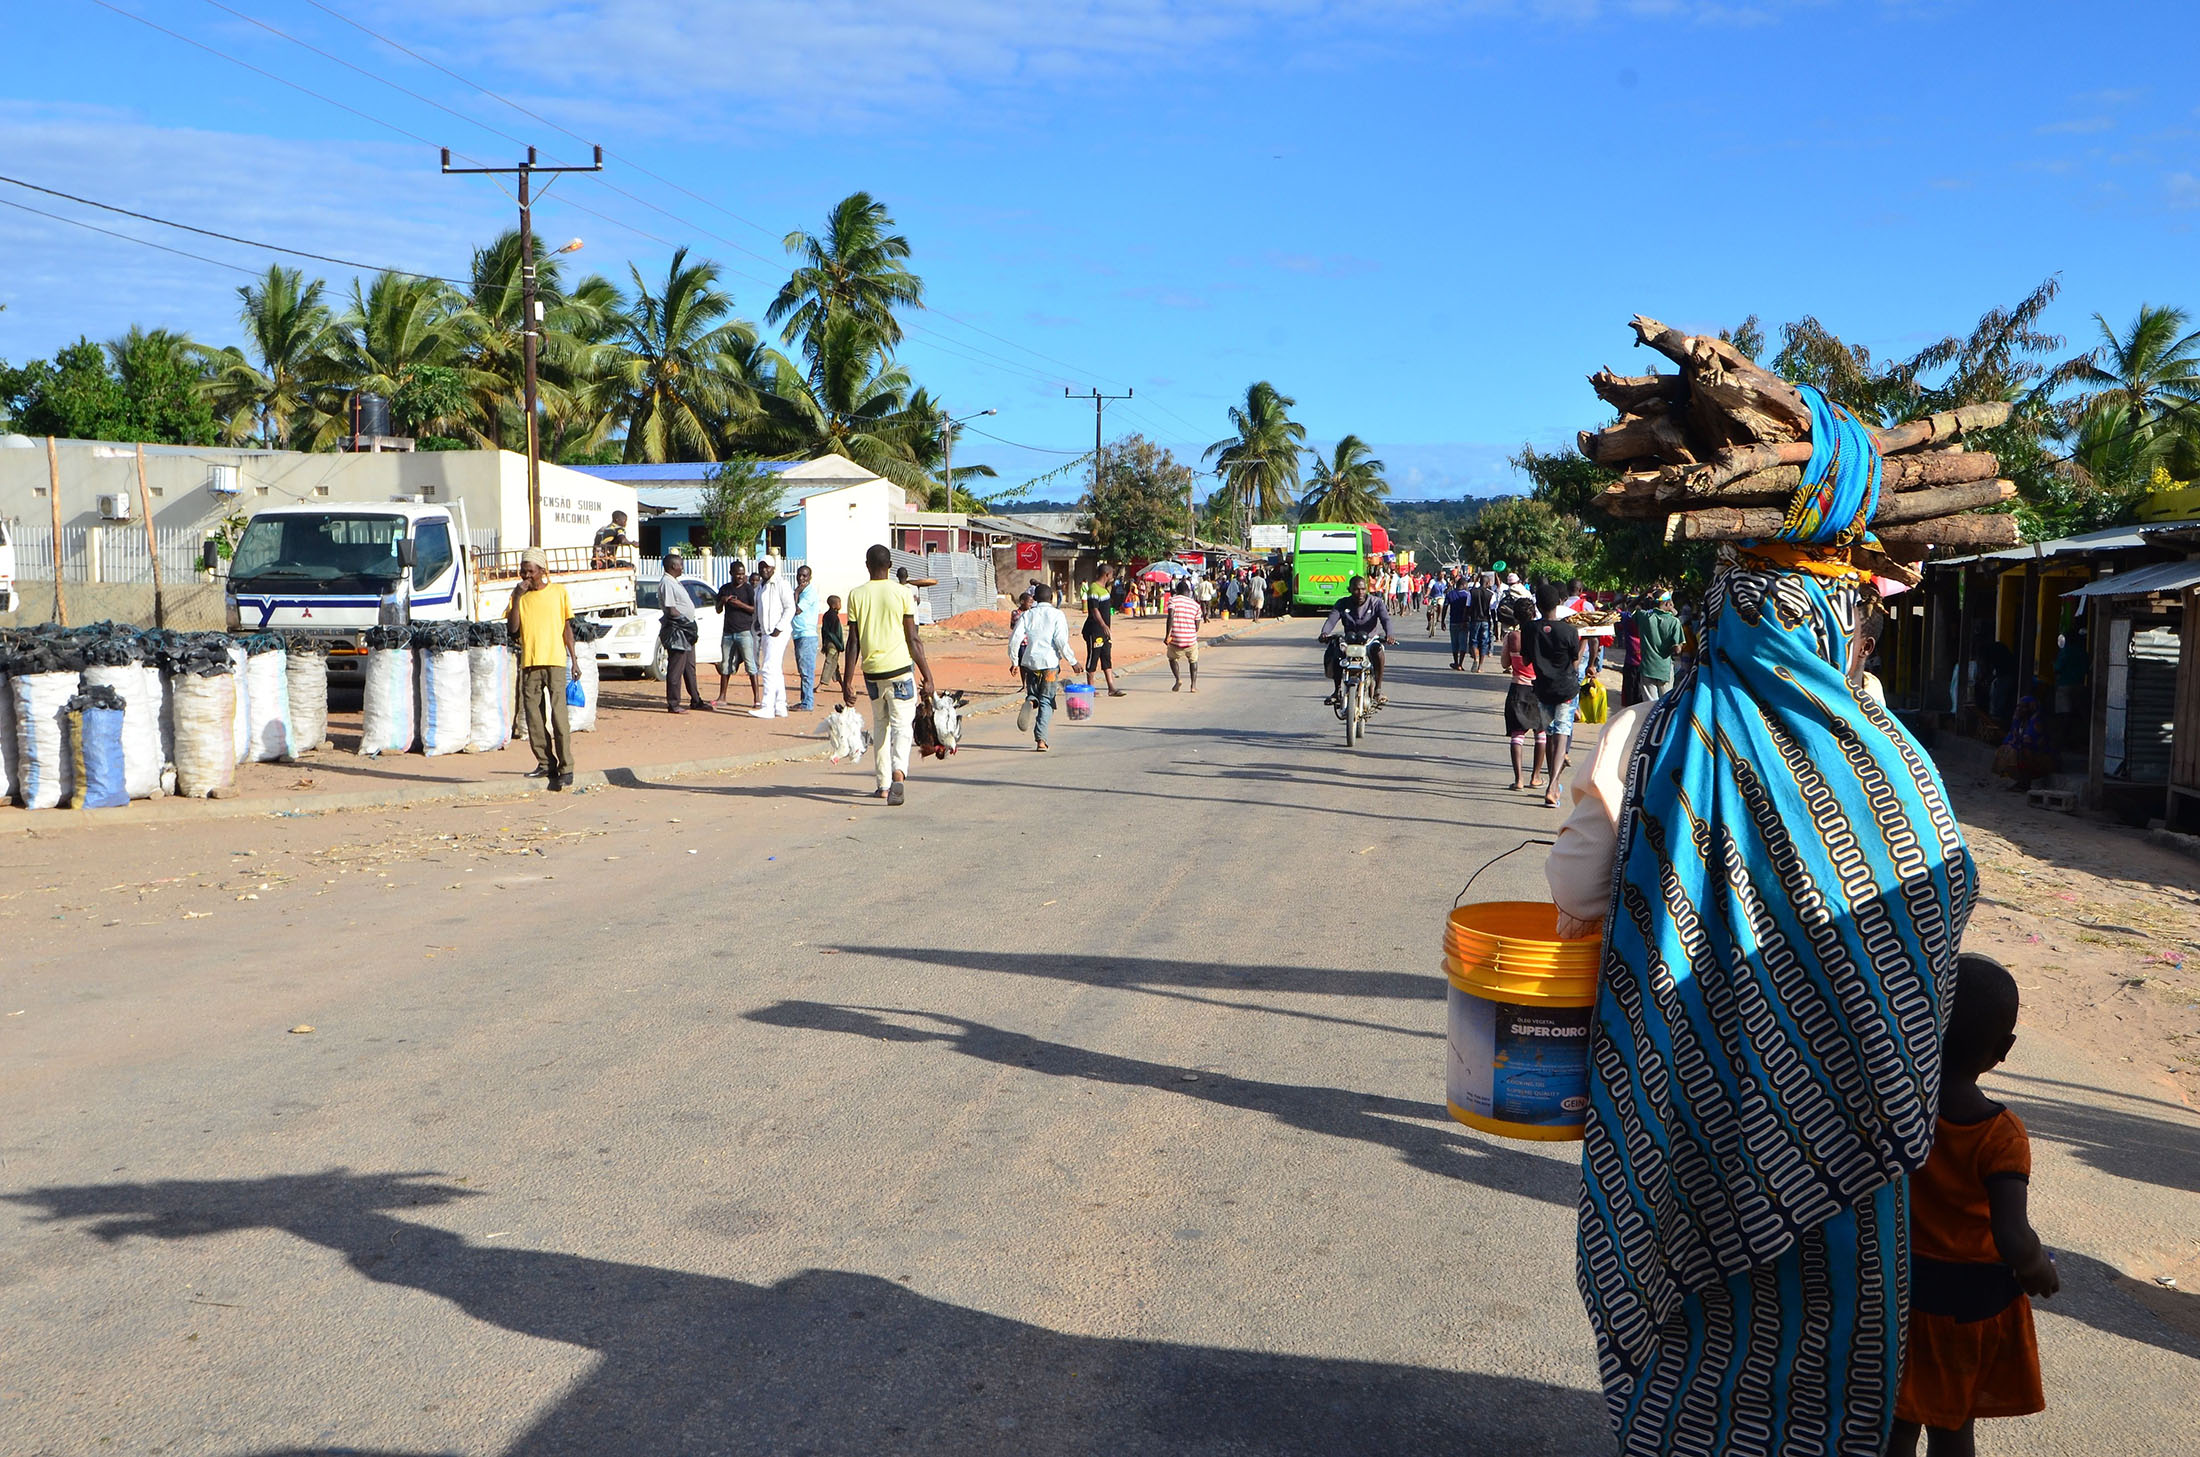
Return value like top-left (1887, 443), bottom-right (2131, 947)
top-left (646, 642), bottom-right (668, 681)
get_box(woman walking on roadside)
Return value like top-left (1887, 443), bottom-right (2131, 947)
top-left (1544, 386), bottom-right (1976, 1457)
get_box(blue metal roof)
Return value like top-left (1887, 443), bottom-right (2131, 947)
top-left (567, 461), bottom-right (796, 482)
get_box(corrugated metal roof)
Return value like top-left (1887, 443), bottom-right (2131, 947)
top-left (2062, 559), bottom-right (2200, 599)
top-left (970, 513), bottom-right (1078, 544)
top-left (1935, 519), bottom-right (2200, 566)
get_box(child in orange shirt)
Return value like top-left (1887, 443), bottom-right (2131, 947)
top-left (1890, 953), bottom-right (2059, 1456)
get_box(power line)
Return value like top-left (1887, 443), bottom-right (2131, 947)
top-left (0, 195), bottom-right (262, 278)
top-left (0, 173), bottom-right (468, 284)
top-left (296, 0), bottom-right (781, 243)
top-left (88, 0), bottom-right (1223, 443)
top-left (85, 0), bottom-right (448, 156)
top-left (962, 425), bottom-right (1088, 455)
top-left (195, 0), bottom-right (529, 150)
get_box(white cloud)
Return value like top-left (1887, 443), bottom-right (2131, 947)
top-left (0, 102), bottom-right (512, 359)
top-left (381, 0), bottom-right (1834, 129)
top-left (2168, 172), bottom-right (2200, 210)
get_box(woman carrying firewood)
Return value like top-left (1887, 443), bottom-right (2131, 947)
top-left (1546, 383), bottom-right (1977, 1457)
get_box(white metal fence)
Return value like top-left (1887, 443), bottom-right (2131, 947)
top-left (893, 548), bottom-right (998, 621)
top-left (6, 524), bottom-right (213, 583)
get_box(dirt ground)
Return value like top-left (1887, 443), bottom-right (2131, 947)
top-left (1950, 778), bottom-right (2200, 1108)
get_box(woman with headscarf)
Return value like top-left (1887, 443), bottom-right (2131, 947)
top-left (1545, 386), bottom-right (1976, 1457)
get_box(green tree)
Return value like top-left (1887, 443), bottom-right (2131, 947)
top-left (2064, 303), bottom-right (2200, 423)
top-left (748, 313), bottom-right (933, 494)
top-left (769, 192), bottom-right (925, 359)
top-left (1083, 434), bottom-right (1193, 563)
top-left (1460, 497), bottom-right (1585, 582)
top-left (1298, 435), bottom-right (1391, 522)
top-left (2, 338), bottom-right (134, 440)
top-left (455, 231), bottom-right (625, 453)
top-left (614, 247), bottom-right (765, 463)
top-left (698, 455), bottom-right (786, 559)
top-left (108, 327), bottom-right (219, 445)
top-left (204, 265), bottom-right (336, 447)
top-left (1204, 381), bottom-right (1305, 539)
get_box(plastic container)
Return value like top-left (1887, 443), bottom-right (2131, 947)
top-left (1443, 900), bottom-right (1600, 1142)
top-left (1063, 682), bottom-right (1095, 721)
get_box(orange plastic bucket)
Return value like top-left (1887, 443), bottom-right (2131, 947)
top-left (1443, 901), bottom-right (1600, 1142)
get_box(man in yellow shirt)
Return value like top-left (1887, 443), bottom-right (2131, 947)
top-left (840, 544), bottom-right (935, 805)
top-left (506, 548), bottom-right (578, 790)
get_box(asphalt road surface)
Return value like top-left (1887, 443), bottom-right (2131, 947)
top-left (3, 621), bottom-right (2195, 1455)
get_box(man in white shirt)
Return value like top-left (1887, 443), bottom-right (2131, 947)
top-left (1006, 582), bottom-right (1077, 750)
top-left (749, 558), bottom-right (797, 719)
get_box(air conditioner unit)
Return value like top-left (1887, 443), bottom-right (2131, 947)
top-left (207, 464), bottom-right (241, 495)
top-left (97, 493), bottom-right (133, 522)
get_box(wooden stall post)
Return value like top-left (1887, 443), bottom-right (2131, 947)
top-left (135, 442), bottom-right (164, 628)
top-left (45, 435), bottom-right (66, 627)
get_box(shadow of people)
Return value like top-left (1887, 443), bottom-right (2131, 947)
top-left (741, 1001), bottom-right (1580, 1207)
top-left (1989, 1077), bottom-right (2200, 1197)
top-left (2038, 1248), bottom-right (2200, 1362)
top-left (831, 944), bottom-right (1441, 1003)
top-left (8, 1170), bottom-right (1607, 1456)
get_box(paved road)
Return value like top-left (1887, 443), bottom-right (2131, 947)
top-left (3, 621), bottom-right (2195, 1455)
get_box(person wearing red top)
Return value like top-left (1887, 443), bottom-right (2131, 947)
top-left (1163, 581), bottom-right (1203, 692)
top-left (1893, 953), bottom-right (2057, 1457)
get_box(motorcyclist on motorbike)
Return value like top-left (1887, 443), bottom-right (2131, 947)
top-left (1319, 575), bottom-right (1397, 707)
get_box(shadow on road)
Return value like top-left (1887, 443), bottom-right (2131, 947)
top-left (1988, 1074), bottom-right (2200, 1197)
top-left (828, 942), bottom-right (1446, 1041)
top-left (7, 1170), bottom-right (1606, 1456)
top-left (742, 1001), bottom-right (1581, 1207)
top-left (2041, 1248), bottom-right (2200, 1361)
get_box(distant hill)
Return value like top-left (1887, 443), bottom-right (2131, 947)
top-left (992, 499), bottom-right (1083, 514)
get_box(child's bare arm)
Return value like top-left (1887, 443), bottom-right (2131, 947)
top-left (1986, 1175), bottom-right (2059, 1297)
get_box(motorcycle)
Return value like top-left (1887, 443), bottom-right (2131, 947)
top-left (1334, 632), bottom-right (1378, 746)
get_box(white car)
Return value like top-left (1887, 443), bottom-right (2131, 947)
top-left (594, 575), bottom-right (725, 680)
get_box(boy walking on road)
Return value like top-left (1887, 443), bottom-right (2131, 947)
top-left (506, 548), bottom-right (577, 791)
top-left (842, 544), bottom-right (936, 806)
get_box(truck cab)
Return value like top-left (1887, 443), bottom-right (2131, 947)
top-left (225, 501), bottom-right (635, 684)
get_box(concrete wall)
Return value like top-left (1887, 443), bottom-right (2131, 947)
top-left (0, 437), bottom-right (630, 554)
top-left (798, 479), bottom-right (893, 605)
top-left (0, 582), bottom-right (224, 630)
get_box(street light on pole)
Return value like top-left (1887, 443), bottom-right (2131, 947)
top-left (939, 408), bottom-right (996, 513)
top-left (442, 145), bottom-right (603, 547)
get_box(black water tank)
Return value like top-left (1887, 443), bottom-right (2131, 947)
top-left (353, 391), bottom-right (393, 440)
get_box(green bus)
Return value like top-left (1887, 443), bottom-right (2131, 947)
top-left (1291, 522), bottom-right (1370, 613)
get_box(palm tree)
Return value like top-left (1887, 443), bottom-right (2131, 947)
top-left (203, 265), bottom-right (335, 447)
top-left (318, 272), bottom-right (482, 442)
top-left (1298, 435), bottom-right (1390, 522)
top-left (2066, 304), bottom-right (2200, 424)
top-left (747, 313), bottom-right (934, 494)
top-left (1203, 381), bottom-right (1306, 537)
top-left (613, 247), bottom-right (766, 463)
top-left (454, 231), bottom-right (623, 451)
top-left (768, 192), bottom-right (924, 359)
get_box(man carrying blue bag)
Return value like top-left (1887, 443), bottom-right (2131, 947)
top-left (507, 548), bottom-right (578, 792)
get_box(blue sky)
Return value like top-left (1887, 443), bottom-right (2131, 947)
top-left (4, 1), bottom-right (2197, 499)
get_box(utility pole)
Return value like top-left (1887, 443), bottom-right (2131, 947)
top-left (442, 145), bottom-right (602, 547)
top-left (1064, 386), bottom-right (1132, 504)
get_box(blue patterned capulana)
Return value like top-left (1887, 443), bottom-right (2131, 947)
top-left (1579, 560), bottom-right (1975, 1456)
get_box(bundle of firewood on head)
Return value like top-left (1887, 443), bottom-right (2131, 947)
top-left (1581, 315), bottom-right (2020, 585)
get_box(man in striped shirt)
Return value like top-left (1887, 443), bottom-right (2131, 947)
top-left (1164, 580), bottom-right (1203, 693)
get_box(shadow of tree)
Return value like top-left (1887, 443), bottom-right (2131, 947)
top-left (8, 1170), bottom-right (1607, 1456)
top-left (740, 1001), bottom-right (1580, 1207)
